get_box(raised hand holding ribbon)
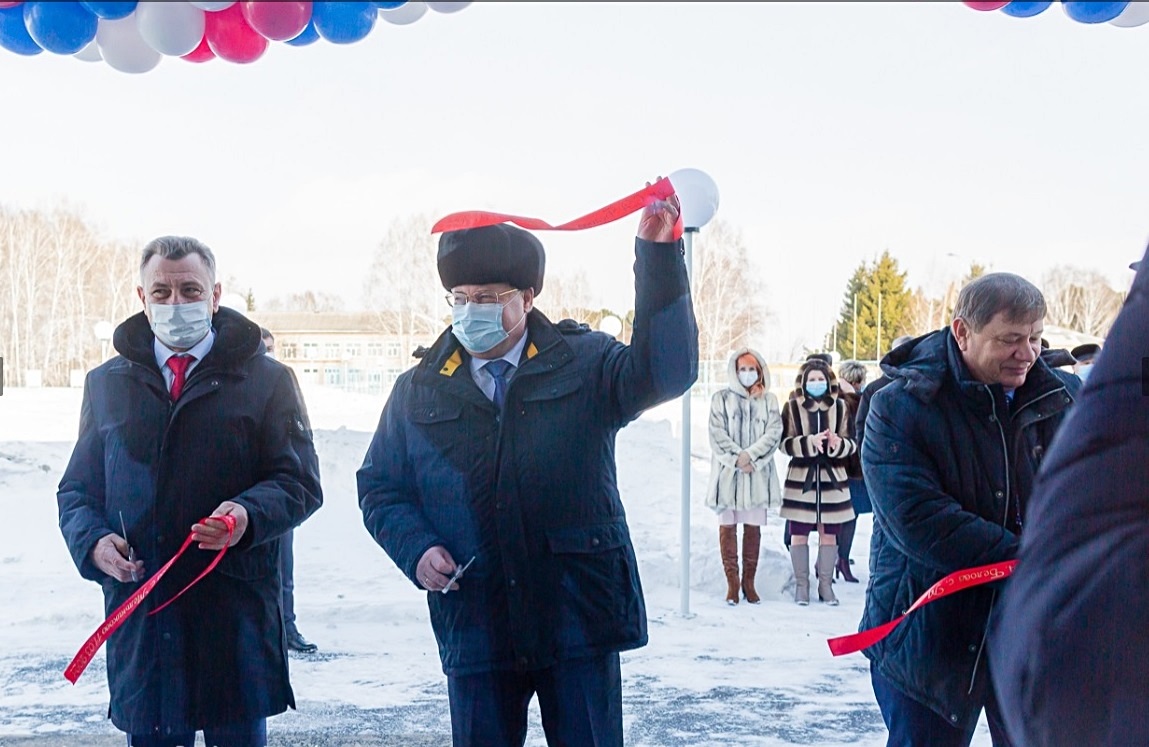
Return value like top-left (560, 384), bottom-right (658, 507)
top-left (637, 181), bottom-right (683, 243)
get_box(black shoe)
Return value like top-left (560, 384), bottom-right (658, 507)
top-left (286, 624), bottom-right (318, 653)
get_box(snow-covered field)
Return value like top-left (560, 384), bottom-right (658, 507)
top-left (0, 385), bottom-right (994, 746)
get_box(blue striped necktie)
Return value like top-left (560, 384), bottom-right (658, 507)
top-left (483, 359), bottom-right (513, 409)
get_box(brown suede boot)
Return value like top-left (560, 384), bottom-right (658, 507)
top-left (741, 524), bottom-right (761, 604)
top-left (719, 525), bottom-right (739, 606)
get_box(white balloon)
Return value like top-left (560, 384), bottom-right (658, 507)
top-left (426, 1), bottom-right (471, 12)
top-left (1109, 1), bottom-right (1149, 27)
top-left (136, 2), bottom-right (205, 57)
top-left (668, 168), bottom-right (720, 229)
top-left (97, 16), bottom-right (162, 74)
top-left (188, 1), bottom-right (235, 10)
top-left (379, 1), bottom-right (428, 25)
top-left (74, 38), bottom-right (102, 62)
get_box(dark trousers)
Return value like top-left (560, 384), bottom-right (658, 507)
top-left (447, 653), bottom-right (623, 747)
top-left (127, 719), bottom-right (266, 747)
top-left (279, 529), bottom-right (295, 624)
top-left (871, 663), bottom-right (1013, 747)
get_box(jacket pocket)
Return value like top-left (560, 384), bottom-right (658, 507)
top-left (409, 402), bottom-right (464, 425)
top-left (521, 374), bottom-right (583, 403)
top-left (217, 542), bottom-right (275, 581)
top-left (546, 521), bottom-right (631, 624)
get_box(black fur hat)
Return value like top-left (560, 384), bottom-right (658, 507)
top-left (437, 224), bottom-right (546, 295)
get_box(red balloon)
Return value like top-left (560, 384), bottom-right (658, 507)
top-left (205, 2), bottom-right (267, 63)
top-left (240, 1), bottom-right (311, 42)
top-left (182, 34), bottom-right (215, 63)
top-left (962, 1), bottom-right (1010, 9)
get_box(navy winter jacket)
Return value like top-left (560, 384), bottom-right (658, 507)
top-left (990, 254), bottom-right (1149, 745)
top-left (860, 329), bottom-right (1077, 732)
top-left (57, 307), bottom-right (323, 735)
top-left (357, 238), bottom-right (698, 676)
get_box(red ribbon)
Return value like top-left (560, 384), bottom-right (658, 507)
top-left (430, 177), bottom-right (684, 240)
top-left (64, 514), bottom-right (237, 684)
top-left (827, 559), bottom-right (1016, 657)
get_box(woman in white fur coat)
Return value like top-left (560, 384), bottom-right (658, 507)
top-left (705, 348), bottom-right (783, 605)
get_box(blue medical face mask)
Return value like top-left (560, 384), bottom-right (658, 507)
top-left (805, 380), bottom-right (829, 398)
top-left (149, 300), bottom-right (212, 350)
top-left (1077, 364), bottom-right (1092, 382)
top-left (451, 295), bottom-right (523, 354)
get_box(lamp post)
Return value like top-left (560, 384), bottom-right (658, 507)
top-left (93, 320), bottom-right (114, 363)
top-left (668, 168), bottom-right (719, 617)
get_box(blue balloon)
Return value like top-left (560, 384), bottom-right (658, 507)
top-left (312, 2), bottom-right (377, 44)
top-left (1000, 1), bottom-right (1052, 17)
top-left (79, 1), bottom-right (137, 20)
top-left (23, 1), bottom-right (97, 55)
top-left (1062, 1), bottom-right (1129, 23)
top-left (371, 1), bottom-right (407, 7)
top-left (0, 5), bottom-right (42, 56)
top-left (285, 19), bottom-right (320, 47)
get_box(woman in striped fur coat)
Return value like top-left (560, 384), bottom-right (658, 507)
top-left (779, 358), bottom-right (856, 606)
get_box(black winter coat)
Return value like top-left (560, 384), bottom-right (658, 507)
top-left (358, 238), bottom-right (698, 676)
top-left (860, 329), bottom-right (1077, 732)
top-left (57, 307), bottom-right (323, 736)
top-left (990, 255), bottom-right (1149, 745)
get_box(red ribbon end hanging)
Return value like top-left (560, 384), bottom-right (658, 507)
top-left (64, 514), bottom-right (237, 684)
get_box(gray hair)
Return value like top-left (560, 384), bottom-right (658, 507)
top-left (838, 360), bottom-right (867, 388)
top-left (952, 272), bottom-right (1045, 332)
top-left (140, 236), bottom-right (217, 283)
top-left (891, 334), bottom-right (914, 349)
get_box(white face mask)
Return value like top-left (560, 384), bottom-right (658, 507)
top-left (737, 369), bottom-right (759, 388)
top-left (149, 301), bottom-right (212, 349)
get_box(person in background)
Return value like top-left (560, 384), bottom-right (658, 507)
top-left (58, 237), bottom-right (322, 747)
top-left (705, 348), bottom-right (783, 605)
top-left (779, 358), bottom-right (856, 606)
top-left (782, 351), bottom-right (839, 552)
top-left (860, 273), bottom-right (1078, 746)
top-left (989, 248), bottom-right (1148, 745)
top-left (1069, 343), bottom-right (1101, 383)
top-left (854, 335), bottom-right (914, 454)
top-left (357, 192), bottom-right (697, 746)
top-left (260, 327), bottom-right (319, 655)
top-left (834, 359), bottom-right (868, 584)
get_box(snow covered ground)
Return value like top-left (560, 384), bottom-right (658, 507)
top-left (0, 385), bottom-right (995, 746)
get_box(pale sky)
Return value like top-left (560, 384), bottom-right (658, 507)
top-left (2, 1), bottom-right (1147, 360)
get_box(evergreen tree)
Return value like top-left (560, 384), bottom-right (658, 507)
top-left (832, 250), bottom-right (913, 360)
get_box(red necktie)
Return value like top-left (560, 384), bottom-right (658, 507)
top-left (166, 354), bottom-right (194, 401)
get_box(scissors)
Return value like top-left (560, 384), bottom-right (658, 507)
top-left (119, 511), bottom-right (138, 583)
top-left (442, 555), bottom-right (476, 595)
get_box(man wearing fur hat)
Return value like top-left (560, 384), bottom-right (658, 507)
top-left (357, 195), bottom-right (698, 745)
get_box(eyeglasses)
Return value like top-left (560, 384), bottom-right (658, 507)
top-left (445, 288), bottom-right (520, 308)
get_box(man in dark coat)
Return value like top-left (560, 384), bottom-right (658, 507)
top-left (260, 327), bottom-right (319, 655)
top-left (357, 195), bottom-right (697, 746)
top-left (989, 250), bottom-right (1149, 745)
top-left (860, 273), bottom-right (1078, 746)
top-left (58, 237), bottom-right (323, 747)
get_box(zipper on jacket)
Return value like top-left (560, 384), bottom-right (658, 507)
top-left (967, 386), bottom-right (1010, 696)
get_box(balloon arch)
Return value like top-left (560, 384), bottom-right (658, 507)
top-left (2, 1), bottom-right (1147, 74)
top-left (963, 1), bottom-right (1149, 25)
top-left (0, 1), bottom-right (470, 73)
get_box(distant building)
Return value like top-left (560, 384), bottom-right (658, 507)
top-left (249, 307), bottom-right (632, 395)
top-left (248, 311), bottom-right (442, 395)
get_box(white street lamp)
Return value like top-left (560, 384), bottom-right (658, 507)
top-left (668, 167), bottom-right (719, 617)
top-left (597, 314), bottom-right (623, 340)
top-left (93, 320), bottom-right (114, 362)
